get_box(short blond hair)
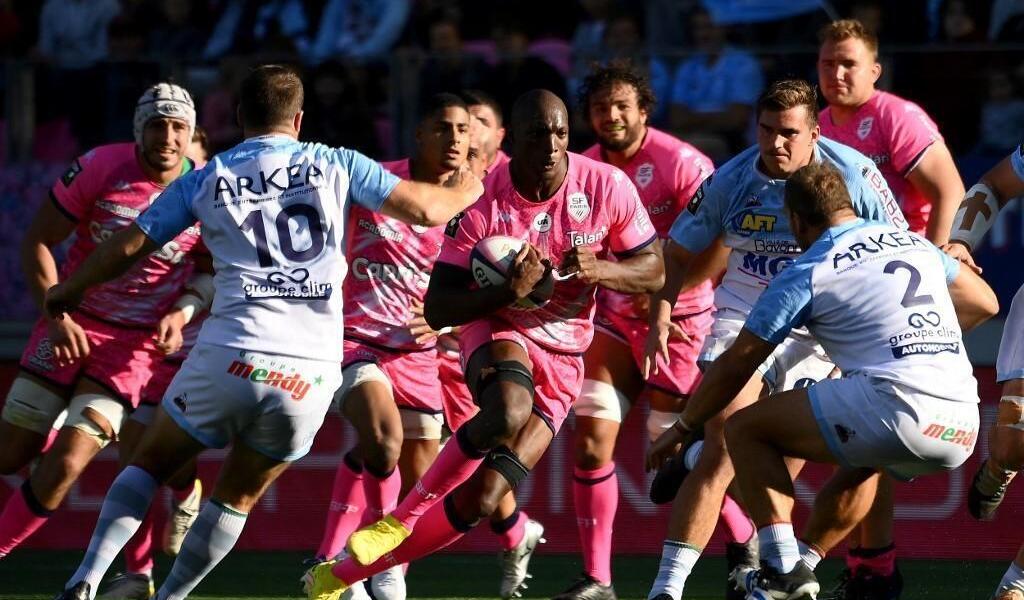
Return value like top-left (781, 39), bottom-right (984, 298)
top-left (819, 19), bottom-right (879, 60)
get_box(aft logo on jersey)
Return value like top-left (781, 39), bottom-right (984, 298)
top-left (738, 213), bottom-right (776, 233)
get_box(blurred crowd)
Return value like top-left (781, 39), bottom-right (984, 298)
top-left (0, 0), bottom-right (1021, 163)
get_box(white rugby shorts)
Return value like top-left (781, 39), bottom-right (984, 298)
top-left (809, 373), bottom-right (979, 480)
top-left (162, 344), bottom-right (340, 461)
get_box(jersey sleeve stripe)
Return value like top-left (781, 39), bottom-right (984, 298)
top-left (899, 141), bottom-right (936, 178)
top-left (613, 232), bottom-right (659, 259)
top-left (49, 189), bottom-right (80, 223)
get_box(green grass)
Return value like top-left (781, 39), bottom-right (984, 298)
top-left (0, 550), bottom-right (1007, 599)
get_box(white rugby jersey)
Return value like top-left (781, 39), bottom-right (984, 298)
top-left (744, 219), bottom-right (978, 403)
top-left (137, 135), bottom-right (400, 362)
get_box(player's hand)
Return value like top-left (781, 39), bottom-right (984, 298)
top-left (645, 424), bottom-right (688, 472)
top-left (45, 315), bottom-right (90, 367)
top-left (642, 319), bottom-right (690, 379)
top-left (506, 243), bottom-right (546, 300)
top-left (443, 164), bottom-right (484, 202)
top-left (155, 309), bottom-right (186, 355)
top-left (407, 300), bottom-right (440, 344)
top-left (940, 241), bottom-right (982, 274)
top-left (559, 246), bottom-right (605, 285)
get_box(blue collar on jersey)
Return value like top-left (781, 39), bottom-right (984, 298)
top-left (752, 143), bottom-right (823, 185)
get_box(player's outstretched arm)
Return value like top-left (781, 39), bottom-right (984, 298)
top-left (945, 152), bottom-right (1024, 268)
top-left (947, 265), bottom-right (1000, 332)
top-left (423, 244), bottom-right (546, 330)
top-left (381, 166), bottom-right (483, 227)
top-left (907, 141), bottom-right (964, 246)
top-left (45, 223), bottom-right (158, 318)
top-left (646, 328), bottom-right (774, 471)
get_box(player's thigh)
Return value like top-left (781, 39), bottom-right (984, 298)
top-left (340, 370), bottom-right (402, 445)
top-left (725, 387), bottom-right (837, 465)
top-left (581, 328), bottom-right (644, 400)
top-left (212, 440), bottom-right (292, 512)
top-left (706, 368), bottom-right (768, 449)
top-left (464, 339), bottom-right (535, 425)
top-left (118, 417), bottom-right (147, 468)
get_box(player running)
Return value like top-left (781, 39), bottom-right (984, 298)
top-left (0, 83), bottom-right (203, 560)
top-left (452, 88), bottom-right (548, 600)
top-left (551, 62), bottom-right (733, 600)
top-left (817, 21), bottom-right (967, 595)
top-left (311, 93), bottom-right (472, 600)
top-left (48, 64), bottom-right (482, 600)
top-left (641, 79), bottom-right (906, 600)
top-left (944, 145), bottom-right (1024, 600)
top-left (648, 162), bottom-right (996, 599)
top-left (303, 89), bottom-right (665, 600)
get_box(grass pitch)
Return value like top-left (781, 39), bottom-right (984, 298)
top-left (0, 550), bottom-right (1005, 599)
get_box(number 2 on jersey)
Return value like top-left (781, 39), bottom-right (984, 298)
top-left (239, 204), bottom-right (325, 268)
top-left (883, 260), bottom-right (934, 308)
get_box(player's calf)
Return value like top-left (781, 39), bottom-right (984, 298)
top-left (969, 395), bottom-right (1024, 521)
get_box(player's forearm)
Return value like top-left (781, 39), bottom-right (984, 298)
top-left (424, 284), bottom-right (518, 329)
top-left (62, 226), bottom-right (155, 299)
top-left (598, 252), bottom-right (664, 294)
top-left (648, 245), bottom-right (690, 328)
top-left (20, 241), bottom-right (61, 312)
top-left (679, 356), bottom-right (750, 429)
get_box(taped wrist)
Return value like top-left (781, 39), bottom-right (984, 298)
top-left (484, 445), bottom-right (530, 489)
top-left (950, 182), bottom-right (1001, 251)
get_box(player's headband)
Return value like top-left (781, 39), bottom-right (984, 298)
top-left (133, 82), bottom-right (196, 146)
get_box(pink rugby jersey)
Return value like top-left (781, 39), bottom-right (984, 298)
top-left (51, 143), bottom-right (203, 328)
top-left (820, 90), bottom-right (942, 235)
top-left (438, 152), bottom-right (657, 354)
top-left (583, 127), bottom-right (715, 318)
top-left (343, 159), bottom-right (446, 350)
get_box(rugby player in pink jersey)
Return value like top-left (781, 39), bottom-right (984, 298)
top-left (553, 63), bottom-right (747, 600)
top-left (100, 132), bottom-right (214, 600)
top-left (309, 93), bottom-right (471, 599)
top-left (446, 88), bottom-right (548, 600)
top-left (303, 90), bottom-right (665, 600)
top-left (816, 19), bottom-right (966, 598)
top-left (0, 83), bottom-right (202, 561)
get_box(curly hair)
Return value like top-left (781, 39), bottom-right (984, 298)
top-left (577, 60), bottom-right (657, 120)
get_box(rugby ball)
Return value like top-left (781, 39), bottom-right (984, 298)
top-left (470, 235), bottom-right (554, 310)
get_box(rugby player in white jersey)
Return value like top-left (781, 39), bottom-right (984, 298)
top-left (648, 162), bottom-right (997, 598)
top-left (47, 64), bottom-right (482, 600)
top-left (944, 145), bottom-right (1024, 600)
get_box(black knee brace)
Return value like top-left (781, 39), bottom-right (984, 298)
top-left (484, 445), bottom-right (530, 489)
top-left (474, 360), bottom-right (534, 400)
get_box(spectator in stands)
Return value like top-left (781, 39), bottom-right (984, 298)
top-left (669, 7), bottom-right (763, 161)
top-left (199, 57), bottom-right (247, 152)
top-left (939, 0), bottom-right (986, 43)
top-left (307, 0), bottom-right (411, 64)
top-left (599, 9), bottom-right (671, 125)
top-left (36, 0), bottom-right (120, 150)
top-left (485, 16), bottom-right (568, 117)
top-left (301, 60), bottom-right (382, 157)
top-left (570, 0), bottom-right (612, 80)
top-left (147, 0), bottom-right (208, 60)
top-left (203, 0), bottom-right (312, 61)
top-left (417, 15), bottom-right (493, 106)
top-left (977, 69), bottom-right (1024, 156)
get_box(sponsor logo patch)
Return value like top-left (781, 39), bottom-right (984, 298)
top-left (635, 163), bottom-right (654, 189)
top-left (444, 212), bottom-right (464, 238)
top-left (921, 423), bottom-right (976, 448)
top-left (242, 267), bottom-right (332, 300)
top-left (532, 212), bottom-right (553, 232)
top-left (61, 160), bottom-right (83, 187)
top-left (857, 116), bottom-right (874, 140)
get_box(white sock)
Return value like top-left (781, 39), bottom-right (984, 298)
top-left (758, 523), bottom-right (799, 573)
top-left (797, 540), bottom-right (822, 570)
top-left (996, 561), bottom-right (1024, 594)
top-left (648, 540), bottom-right (701, 600)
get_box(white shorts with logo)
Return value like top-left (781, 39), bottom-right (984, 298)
top-left (997, 283), bottom-right (1024, 383)
top-left (162, 344), bottom-right (341, 461)
top-left (809, 373), bottom-right (979, 480)
top-left (699, 308), bottom-right (834, 393)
